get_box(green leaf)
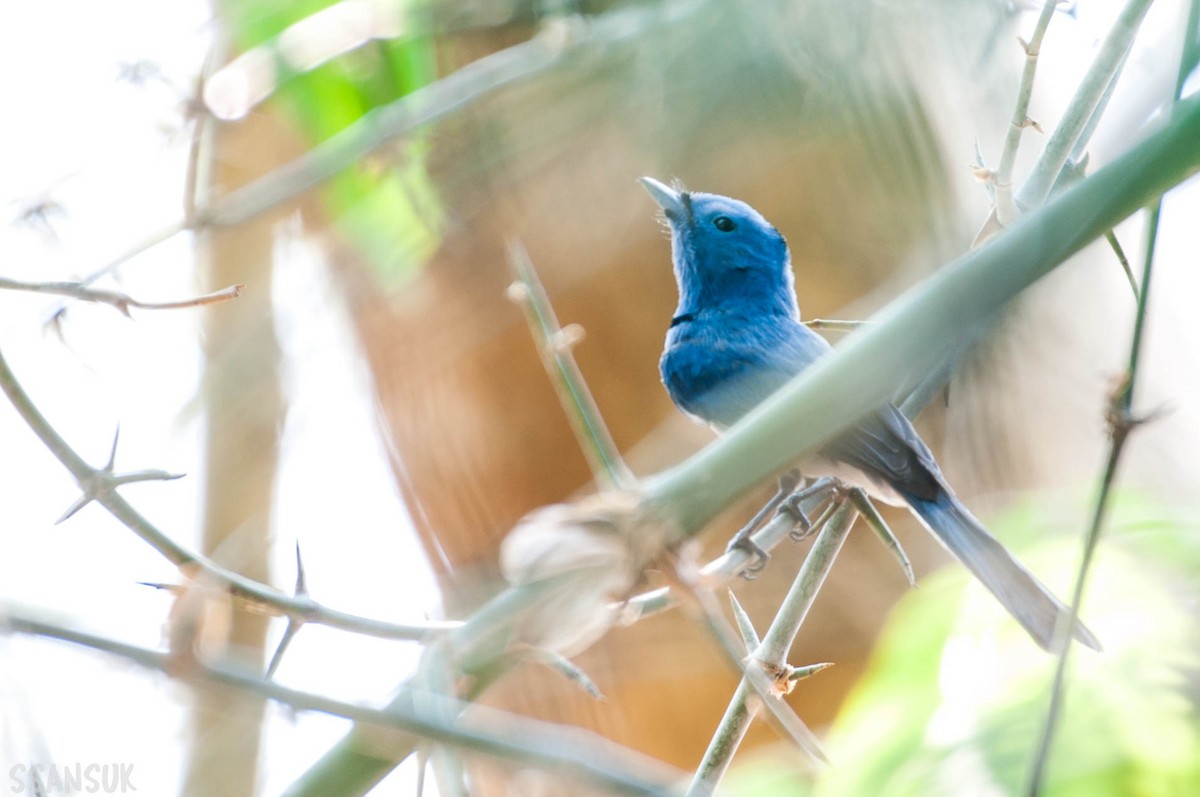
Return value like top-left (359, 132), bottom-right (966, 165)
top-left (729, 494), bottom-right (1200, 797)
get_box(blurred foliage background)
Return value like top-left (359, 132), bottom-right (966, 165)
top-left (4, 0), bottom-right (1200, 794)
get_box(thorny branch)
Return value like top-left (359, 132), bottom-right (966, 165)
top-left (0, 276), bottom-right (241, 317)
top-left (1027, 2), bottom-right (1197, 771)
top-left (0, 346), bottom-right (456, 643)
top-left (507, 241), bottom-right (634, 491)
top-left (0, 603), bottom-right (676, 797)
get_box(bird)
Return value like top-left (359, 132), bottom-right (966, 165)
top-left (639, 176), bottom-right (1098, 652)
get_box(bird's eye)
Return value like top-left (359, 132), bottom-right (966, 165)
top-left (712, 216), bottom-right (736, 232)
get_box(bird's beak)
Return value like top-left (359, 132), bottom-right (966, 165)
top-left (639, 176), bottom-right (685, 219)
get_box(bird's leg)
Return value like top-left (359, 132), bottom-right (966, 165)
top-left (780, 477), bottom-right (839, 541)
top-left (726, 470), bottom-right (803, 578)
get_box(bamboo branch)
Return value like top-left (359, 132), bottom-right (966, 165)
top-left (620, 488), bottom-right (833, 622)
top-left (507, 240), bottom-right (634, 490)
top-left (1103, 229), bottom-right (1140, 300)
top-left (0, 276), bottom-right (241, 316)
top-left (0, 346), bottom-right (456, 643)
top-left (1026, 5), bottom-right (1198, 786)
top-left (1015, 0), bottom-right (1155, 208)
top-left (687, 500), bottom-right (856, 796)
top-left (670, 567), bottom-right (827, 766)
top-left (803, 318), bottom-right (866, 332)
top-left (0, 603), bottom-right (676, 797)
top-left (995, 0), bottom-right (1059, 225)
top-left (1024, 212), bottom-right (1161, 796)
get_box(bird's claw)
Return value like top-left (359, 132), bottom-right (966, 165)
top-left (726, 533), bottom-right (770, 579)
top-left (781, 494), bottom-right (815, 541)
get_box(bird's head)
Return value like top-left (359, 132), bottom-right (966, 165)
top-left (640, 176), bottom-right (796, 318)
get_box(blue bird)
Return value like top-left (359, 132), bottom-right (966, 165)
top-left (640, 176), bottom-right (1098, 651)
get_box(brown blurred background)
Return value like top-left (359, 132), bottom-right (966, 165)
top-left (198, 0), bottom-right (1199, 793)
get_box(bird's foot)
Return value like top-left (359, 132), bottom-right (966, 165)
top-left (785, 505), bottom-right (813, 541)
top-left (779, 478), bottom-right (837, 541)
top-left (726, 530), bottom-right (770, 579)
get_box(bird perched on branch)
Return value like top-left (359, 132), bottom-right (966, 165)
top-left (640, 176), bottom-right (1098, 652)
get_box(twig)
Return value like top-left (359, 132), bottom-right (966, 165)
top-left (995, 0), bottom-right (1059, 225)
top-left (416, 641), bottom-right (470, 797)
top-left (1015, 0), bottom-right (1155, 209)
top-left (1026, 3), bottom-right (1198, 782)
top-left (0, 604), bottom-right (676, 797)
top-left (1065, 44), bottom-right (1133, 173)
top-left (265, 543), bottom-right (309, 678)
top-left (687, 499), bottom-right (856, 796)
top-left (1103, 229), bottom-right (1140, 300)
top-left (527, 647), bottom-right (605, 700)
top-left (0, 346), bottom-right (456, 642)
top-left (1025, 286), bottom-right (1158, 795)
top-left (55, 427), bottom-right (185, 523)
top-left (670, 566), bottom-right (827, 767)
top-left (802, 319), bottom-right (866, 332)
top-left (507, 240), bottom-right (634, 490)
top-left (0, 276), bottom-right (241, 317)
top-left (1057, 159), bottom-right (1140, 302)
top-left (286, 571), bottom-right (628, 797)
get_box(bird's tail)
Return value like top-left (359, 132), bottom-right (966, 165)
top-left (905, 491), bottom-right (1100, 651)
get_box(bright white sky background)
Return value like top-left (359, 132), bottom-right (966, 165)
top-left (0, 1), bottom-right (439, 794)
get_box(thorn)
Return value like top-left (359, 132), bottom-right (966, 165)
top-left (971, 166), bottom-right (996, 184)
top-left (727, 591), bottom-right (761, 652)
top-left (110, 469), bottom-right (185, 486)
top-left (504, 281), bottom-right (530, 304)
top-left (533, 648), bottom-right (605, 699)
top-left (106, 426), bottom-right (121, 471)
top-left (136, 581), bottom-right (180, 593)
top-left (787, 661), bottom-right (835, 682)
top-left (46, 307), bottom-right (69, 342)
top-left (847, 489), bottom-right (916, 587)
top-left (293, 542), bottom-right (308, 597)
top-left (1017, 35), bottom-right (1031, 55)
top-left (267, 541), bottom-right (313, 678)
top-left (797, 499), bottom-right (839, 543)
top-left (972, 139), bottom-right (988, 169)
top-left (55, 494), bottom-right (92, 524)
top-left (1024, 117), bottom-right (1044, 133)
top-left (551, 323), bottom-right (586, 353)
top-left (265, 618), bottom-right (302, 679)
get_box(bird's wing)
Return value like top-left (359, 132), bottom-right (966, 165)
top-left (821, 404), bottom-right (944, 502)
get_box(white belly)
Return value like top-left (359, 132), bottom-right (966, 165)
top-left (800, 454), bottom-right (906, 506)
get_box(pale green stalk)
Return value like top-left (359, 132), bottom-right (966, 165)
top-left (1016, 0), bottom-right (1156, 207)
top-left (687, 501), bottom-right (857, 796)
top-left (996, 0), bottom-right (1059, 224)
top-left (1026, 4), bottom-right (1199, 789)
